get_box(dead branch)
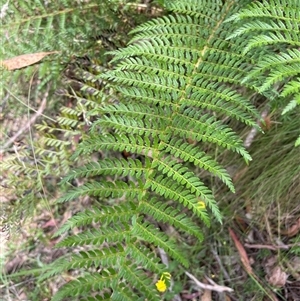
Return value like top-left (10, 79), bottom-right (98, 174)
top-left (185, 271), bottom-right (234, 293)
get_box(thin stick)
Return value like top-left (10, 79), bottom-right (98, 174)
top-left (0, 93), bottom-right (47, 152)
top-left (244, 243), bottom-right (300, 250)
top-left (185, 271), bottom-right (234, 293)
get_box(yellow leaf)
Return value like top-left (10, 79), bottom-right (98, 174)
top-left (1, 51), bottom-right (59, 70)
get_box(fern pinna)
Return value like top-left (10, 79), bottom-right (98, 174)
top-left (48, 1), bottom-right (259, 300)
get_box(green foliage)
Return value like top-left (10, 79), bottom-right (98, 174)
top-left (41, 0), bottom-right (265, 300)
top-left (0, 0), bottom-right (134, 92)
top-left (3, 0), bottom-right (300, 300)
top-left (0, 0), bottom-right (149, 228)
top-left (227, 0), bottom-right (300, 145)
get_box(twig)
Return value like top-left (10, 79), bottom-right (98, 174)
top-left (0, 93), bottom-right (47, 153)
top-left (185, 271), bottom-right (234, 293)
top-left (244, 243), bottom-right (300, 250)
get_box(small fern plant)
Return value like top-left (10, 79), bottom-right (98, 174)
top-left (41, 0), bottom-right (262, 300)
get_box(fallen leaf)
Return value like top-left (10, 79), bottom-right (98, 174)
top-left (42, 218), bottom-right (57, 229)
top-left (280, 218), bottom-right (300, 237)
top-left (201, 288), bottom-right (212, 301)
top-left (290, 257), bottom-right (300, 273)
top-left (1, 51), bottom-right (59, 70)
top-left (199, 278), bottom-right (212, 301)
top-left (228, 227), bottom-right (253, 274)
top-left (266, 266), bottom-right (288, 288)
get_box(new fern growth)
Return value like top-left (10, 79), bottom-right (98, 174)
top-left (44, 1), bottom-right (262, 300)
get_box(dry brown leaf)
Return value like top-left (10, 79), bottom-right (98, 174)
top-left (201, 288), bottom-right (212, 301)
top-left (291, 257), bottom-right (300, 273)
top-left (228, 227), bottom-right (253, 274)
top-left (200, 278), bottom-right (212, 301)
top-left (266, 266), bottom-right (288, 288)
top-left (1, 51), bottom-right (59, 70)
top-left (280, 218), bottom-right (300, 237)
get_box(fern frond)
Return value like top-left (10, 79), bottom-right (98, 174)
top-left (227, 0), bottom-right (300, 143)
top-left (160, 138), bottom-right (234, 191)
top-left (126, 241), bottom-right (167, 275)
top-left (132, 217), bottom-right (188, 267)
top-left (60, 158), bottom-right (151, 184)
top-left (111, 284), bottom-right (145, 301)
top-left (50, 1), bottom-right (262, 299)
top-left (56, 223), bottom-right (131, 247)
top-left (57, 180), bottom-right (143, 203)
top-left (58, 245), bottom-right (125, 272)
top-left (243, 49), bottom-right (300, 92)
top-left (73, 134), bottom-right (158, 158)
top-left (145, 175), bottom-right (211, 225)
top-left (54, 202), bottom-right (137, 237)
top-left (139, 198), bottom-right (204, 241)
top-left (171, 109), bottom-right (252, 162)
top-left (119, 262), bottom-right (160, 301)
top-left (51, 269), bottom-right (118, 301)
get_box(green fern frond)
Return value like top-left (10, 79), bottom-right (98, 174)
top-left (243, 49), bottom-right (300, 92)
top-left (160, 138), bottom-right (234, 191)
top-left (57, 180), bottom-right (143, 203)
top-left (227, 0), bottom-right (300, 145)
top-left (139, 198), bottom-right (204, 241)
top-left (126, 241), bottom-right (167, 275)
top-left (51, 269), bottom-right (118, 301)
top-left (60, 158), bottom-right (150, 184)
top-left (56, 223), bottom-right (131, 248)
top-left (132, 216), bottom-right (188, 267)
top-left (53, 202), bottom-right (137, 237)
top-left (119, 262), bottom-right (160, 301)
top-left (49, 1), bottom-right (262, 299)
top-left (57, 245), bottom-right (126, 272)
top-left (145, 175), bottom-right (211, 225)
top-left (73, 134), bottom-right (158, 158)
top-left (111, 284), bottom-right (145, 301)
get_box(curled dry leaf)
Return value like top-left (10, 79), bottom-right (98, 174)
top-left (280, 218), bottom-right (300, 237)
top-left (1, 51), bottom-right (59, 70)
top-left (266, 266), bottom-right (288, 288)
